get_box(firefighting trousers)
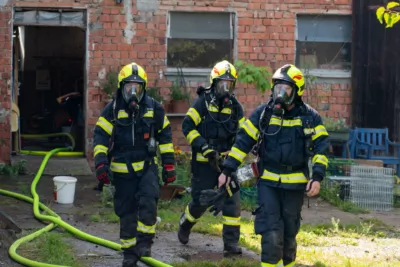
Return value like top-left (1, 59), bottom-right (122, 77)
top-left (254, 182), bottom-right (304, 267)
top-left (180, 161), bottom-right (241, 244)
top-left (112, 163), bottom-right (159, 257)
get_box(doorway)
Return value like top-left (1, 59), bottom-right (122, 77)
top-left (11, 9), bottom-right (87, 155)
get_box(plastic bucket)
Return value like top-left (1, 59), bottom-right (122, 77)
top-left (53, 176), bottom-right (77, 204)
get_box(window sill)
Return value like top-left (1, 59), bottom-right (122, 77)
top-left (301, 69), bottom-right (352, 79)
top-left (164, 68), bottom-right (210, 83)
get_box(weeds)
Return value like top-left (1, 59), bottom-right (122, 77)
top-left (18, 231), bottom-right (84, 267)
top-left (0, 159), bottom-right (27, 177)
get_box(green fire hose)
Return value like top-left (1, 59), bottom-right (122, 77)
top-left (0, 147), bottom-right (172, 267)
top-left (20, 133), bottom-right (84, 157)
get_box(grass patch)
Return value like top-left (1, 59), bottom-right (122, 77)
top-left (18, 231), bottom-right (84, 267)
top-left (319, 181), bottom-right (369, 214)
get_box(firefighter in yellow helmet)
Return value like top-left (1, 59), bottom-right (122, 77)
top-left (93, 62), bottom-right (176, 266)
top-left (217, 64), bottom-right (330, 266)
top-left (178, 60), bottom-right (246, 256)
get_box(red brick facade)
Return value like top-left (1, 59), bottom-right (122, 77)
top-left (0, 0), bottom-right (352, 165)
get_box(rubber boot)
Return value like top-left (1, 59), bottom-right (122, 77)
top-left (136, 245), bottom-right (151, 258)
top-left (223, 243), bottom-right (243, 257)
top-left (177, 213), bottom-right (194, 245)
top-left (122, 253), bottom-right (138, 267)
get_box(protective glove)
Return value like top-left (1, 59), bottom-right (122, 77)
top-left (162, 164), bottom-right (176, 185)
top-left (201, 143), bottom-right (220, 172)
top-left (199, 173), bottom-right (240, 216)
top-left (96, 163), bottom-right (111, 184)
top-left (200, 187), bottom-right (227, 216)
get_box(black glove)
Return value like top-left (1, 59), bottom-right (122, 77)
top-left (199, 173), bottom-right (241, 216)
top-left (162, 164), bottom-right (176, 185)
top-left (96, 163), bottom-right (111, 184)
top-left (201, 143), bottom-right (220, 172)
top-left (199, 187), bottom-right (227, 216)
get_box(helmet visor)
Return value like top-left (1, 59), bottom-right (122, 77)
top-left (272, 83), bottom-right (295, 107)
top-left (215, 80), bottom-right (235, 95)
top-left (122, 82), bottom-right (144, 103)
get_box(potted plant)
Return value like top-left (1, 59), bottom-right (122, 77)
top-left (322, 116), bottom-right (350, 141)
top-left (169, 81), bottom-right (190, 114)
top-left (102, 70), bottom-right (118, 103)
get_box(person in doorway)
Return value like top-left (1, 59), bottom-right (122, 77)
top-left (178, 60), bottom-right (246, 256)
top-left (93, 62), bottom-right (176, 267)
top-left (217, 64), bottom-right (330, 266)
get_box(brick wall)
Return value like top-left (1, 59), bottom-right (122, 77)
top-left (0, 0), bottom-right (352, 164)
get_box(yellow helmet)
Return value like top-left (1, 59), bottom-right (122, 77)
top-left (118, 62), bottom-right (148, 89)
top-left (209, 60), bottom-right (238, 85)
top-left (272, 64), bottom-right (305, 96)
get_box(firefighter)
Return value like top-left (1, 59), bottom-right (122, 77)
top-left (218, 64), bottom-right (330, 266)
top-left (178, 60), bottom-right (246, 256)
top-left (93, 62), bottom-right (176, 267)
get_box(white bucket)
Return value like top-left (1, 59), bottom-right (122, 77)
top-left (53, 176), bottom-right (77, 204)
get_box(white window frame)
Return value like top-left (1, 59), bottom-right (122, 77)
top-left (165, 11), bottom-right (236, 81)
top-left (295, 14), bottom-right (352, 79)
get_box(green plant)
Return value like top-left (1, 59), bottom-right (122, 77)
top-left (146, 79), bottom-right (163, 102)
top-left (169, 80), bottom-right (189, 101)
top-left (376, 1), bottom-right (400, 28)
top-left (322, 116), bottom-right (349, 131)
top-left (102, 70), bottom-right (118, 98)
top-left (0, 159), bottom-right (27, 177)
top-left (234, 60), bottom-right (272, 93)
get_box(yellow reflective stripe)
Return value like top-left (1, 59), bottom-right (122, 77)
top-left (196, 153), bottom-right (208, 162)
top-left (312, 154), bottom-right (328, 167)
top-left (261, 170), bottom-right (308, 184)
top-left (137, 221), bottom-right (156, 234)
top-left (94, 144), bottom-right (108, 157)
top-left (186, 130), bottom-right (201, 144)
top-left (312, 125), bottom-right (329, 140)
top-left (238, 117), bottom-right (245, 127)
top-left (120, 237), bottom-right (136, 248)
top-left (186, 108), bottom-right (201, 126)
top-left (158, 116), bottom-right (171, 133)
top-left (304, 128), bottom-right (314, 135)
top-left (208, 105), bottom-right (219, 112)
top-left (132, 161), bottom-right (145, 172)
top-left (159, 143), bottom-right (174, 154)
top-left (154, 156), bottom-right (158, 165)
top-left (241, 119), bottom-right (259, 141)
top-left (117, 110), bottom-right (129, 119)
top-left (221, 108), bottom-right (232, 114)
top-left (284, 261), bottom-right (295, 267)
top-left (110, 162), bottom-right (129, 173)
top-left (144, 109), bottom-right (154, 118)
top-left (228, 147), bottom-right (246, 163)
top-left (270, 117), bottom-right (302, 127)
top-left (202, 149), bottom-right (213, 156)
top-left (222, 216), bottom-right (240, 226)
top-left (185, 205), bottom-right (199, 222)
top-left (96, 116), bottom-right (113, 135)
top-left (262, 260), bottom-right (283, 267)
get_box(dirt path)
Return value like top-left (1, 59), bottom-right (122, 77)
top-left (1, 174), bottom-right (399, 266)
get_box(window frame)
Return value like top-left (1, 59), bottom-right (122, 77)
top-left (295, 14), bottom-right (352, 78)
top-left (165, 11), bottom-right (237, 81)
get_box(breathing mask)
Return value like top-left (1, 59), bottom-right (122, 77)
top-left (122, 82), bottom-right (144, 114)
top-left (213, 79), bottom-right (235, 106)
top-left (272, 82), bottom-right (296, 113)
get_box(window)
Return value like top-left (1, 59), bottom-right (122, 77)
top-left (167, 12), bottom-right (234, 69)
top-left (296, 15), bottom-right (352, 72)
